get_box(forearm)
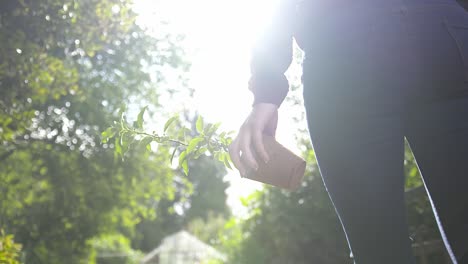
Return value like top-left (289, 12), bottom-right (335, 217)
top-left (249, 0), bottom-right (296, 107)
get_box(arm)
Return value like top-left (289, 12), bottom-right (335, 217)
top-left (229, 1), bottom-right (297, 177)
top-left (249, 0), bottom-right (296, 107)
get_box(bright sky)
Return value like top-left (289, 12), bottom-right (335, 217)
top-left (132, 0), bottom-right (306, 216)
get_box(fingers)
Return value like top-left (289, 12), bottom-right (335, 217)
top-left (253, 129), bottom-right (269, 163)
top-left (229, 138), bottom-right (246, 177)
top-left (229, 124), bottom-right (263, 177)
top-left (240, 129), bottom-right (258, 171)
top-left (229, 105), bottom-right (278, 177)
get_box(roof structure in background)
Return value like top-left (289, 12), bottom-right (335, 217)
top-left (141, 230), bottom-right (227, 264)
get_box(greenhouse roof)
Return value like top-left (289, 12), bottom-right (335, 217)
top-left (141, 230), bottom-right (227, 263)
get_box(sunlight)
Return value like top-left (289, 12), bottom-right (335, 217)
top-left (133, 0), bottom-right (298, 215)
top-left (133, 0), bottom-right (279, 120)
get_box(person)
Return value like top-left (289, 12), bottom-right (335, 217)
top-left (228, 0), bottom-right (468, 263)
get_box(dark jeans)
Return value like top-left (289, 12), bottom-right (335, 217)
top-left (300, 0), bottom-right (468, 263)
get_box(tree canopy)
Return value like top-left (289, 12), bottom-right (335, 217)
top-left (0, 0), bottom-right (193, 262)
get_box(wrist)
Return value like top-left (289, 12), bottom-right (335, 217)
top-left (253, 103), bottom-right (278, 112)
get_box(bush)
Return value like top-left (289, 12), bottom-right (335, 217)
top-left (0, 229), bottom-right (22, 264)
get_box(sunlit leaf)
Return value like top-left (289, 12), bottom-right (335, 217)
top-left (140, 136), bottom-right (153, 149)
top-left (186, 137), bottom-right (204, 154)
top-left (164, 114), bottom-right (179, 133)
top-left (136, 106), bottom-right (148, 129)
top-left (178, 150), bottom-right (187, 167)
top-left (223, 154), bottom-right (232, 169)
top-left (170, 147), bottom-right (178, 164)
top-left (207, 122), bottom-right (221, 135)
top-left (182, 160), bottom-right (189, 176)
top-left (101, 127), bottom-right (116, 143)
top-left (114, 136), bottom-right (122, 161)
top-left (198, 147), bottom-right (208, 155)
top-left (196, 115), bottom-right (204, 134)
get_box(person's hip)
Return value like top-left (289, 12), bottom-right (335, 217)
top-left (296, 0), bottom-right (468, 102)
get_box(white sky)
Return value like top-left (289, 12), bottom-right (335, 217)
top-left (132, 0), bottom-right (306, 216)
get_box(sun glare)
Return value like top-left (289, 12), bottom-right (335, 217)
top-left (133, 0), bottom-right (294, 215)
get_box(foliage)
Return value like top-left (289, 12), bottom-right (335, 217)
top-left (217, 218), bottom-right (243, 263)
top-left (131, 116), bottom-right (232, 253)
top-left (223, 149), bottom-right (350, 264)
top-left (101, 107), bottom-right (235, 176)
top-left (87, 233), bottom-right (143, 264)
top-left (183, 154), bottom-right (230, 221)
top-left (132, 154), bottom-right (231, 254)
top-left (202, 259), bottom-right (225, 264)
top-left (0, 230), bottom-right (22, 264)
top-left (403, 141), bottom-right (440, 246)
top-left (186, 212), bottom-right (228, 247)
top-left (0, 0), bottom-right (190, 263)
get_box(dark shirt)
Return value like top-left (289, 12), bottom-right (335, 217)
top-left (248, 0), bottom-right (468, 107)
top-left (249, 0), bottom-right (297, 107)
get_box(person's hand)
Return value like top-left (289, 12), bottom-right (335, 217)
top-left (229, 103), bottom-right (278, 177)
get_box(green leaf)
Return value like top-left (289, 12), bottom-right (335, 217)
top-left (101, 127), bottom-right (116, 143)
top-left (214, 152), bottom-right (221, 162)
top-left (186, 137), bottom-right (204, 154)
top-left (140, 136), bottom-right (153, 149)
top-left (120, 131), bottom-right (128, 151)
top-left (136, 106), bottom-right (148, 129)
top-left (225, 151), bottom-right (233, 163)
top-left (198, 147), bottom-right (208, 155)
top-left (114, 137), bottom-right (122, 160)
top-left (196, 115), bottom-right (204, 134)
top-left (240, 197), bottom-right (249, 207)
top-left (204, 123), bottom-right (212, 134)
top-left (182, 160), bottom-right (189, 176)
top-left (164, 114), bottom-right (179, 133)
top-left (178, 150), bottom-right (187, 166)
top-left (225, 137), bottom-right (233, 146)
top-left (224, 153), bottom-right (232, 169)
top-left (207, 122), bottom-right (221, 135)
top-left (170, 147), bottom-right (178, 164)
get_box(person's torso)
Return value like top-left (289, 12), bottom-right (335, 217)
top-left (295, 0), bottom-right (468, 101)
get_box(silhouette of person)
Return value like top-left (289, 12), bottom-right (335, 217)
top-left (228, 0), bottom-right (468, 263)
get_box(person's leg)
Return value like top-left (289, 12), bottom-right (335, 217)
top-left (302, 68), bottom-right (416, 264)
top-left (405, 96), bottom-right (468, 263)
top-left (401, 2), bottom-right (468, 262)
top-left (299, 3), bottom-right (424, 261)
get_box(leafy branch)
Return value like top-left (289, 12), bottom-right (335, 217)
top-left (101, 106), bottom-right (235, 175)
top-left (0, 229), bottom-right (22, 264)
